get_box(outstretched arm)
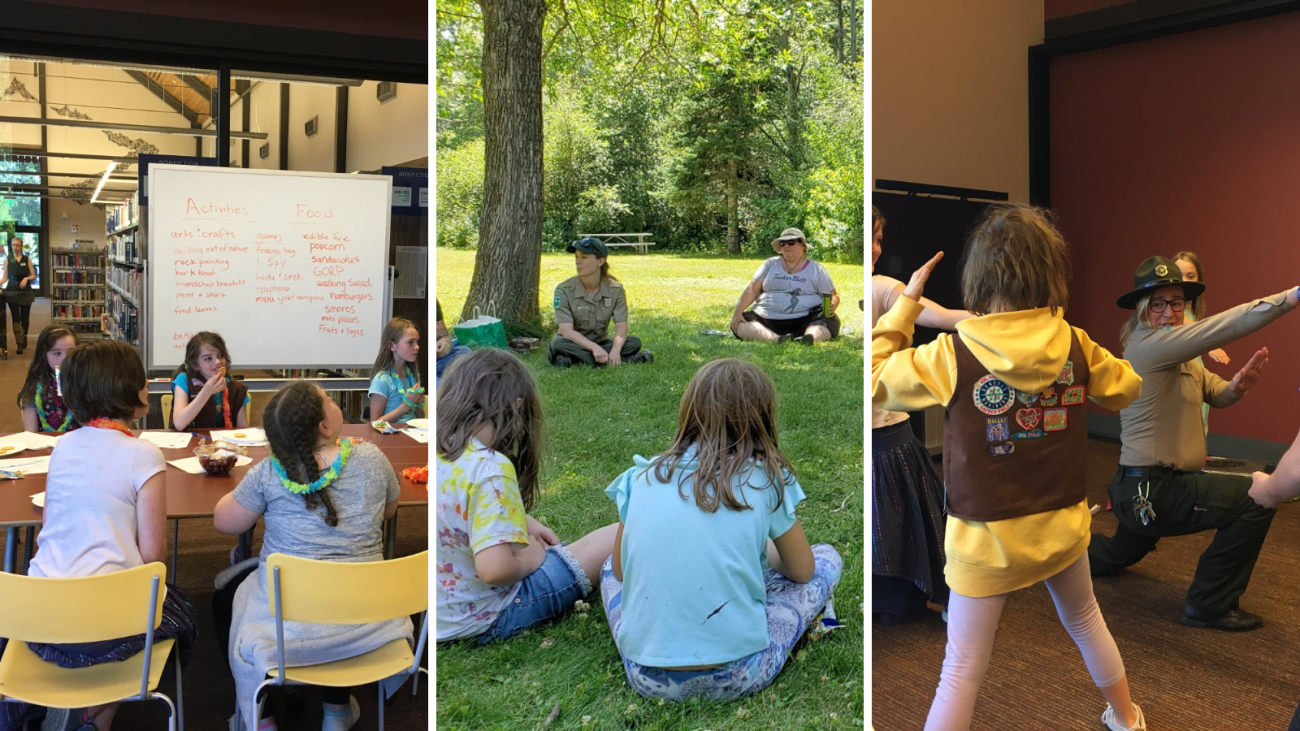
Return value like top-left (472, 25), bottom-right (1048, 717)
top-left (872, 253), bottom-right (960, 413)
top-left (1249, 423), bottom-right (1300, 509)
top-left (880, 281), bottom-right (973, 332)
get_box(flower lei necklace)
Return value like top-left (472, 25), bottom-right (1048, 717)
top-left (271, 437), bottom-right (353, 495)
top-left (394, 367), bottom-right (424, 412)
top-left (86, 418), bottom-right (134, 437)
top-left (195, 373), bottom-right (234, 428)
top-left (34, 381), bottom-right (73, 432)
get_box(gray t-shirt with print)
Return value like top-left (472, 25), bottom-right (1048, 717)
top-left (752, 257), bottom-right (837, 320)
top-left (233, 440), bottom-right (400, 562)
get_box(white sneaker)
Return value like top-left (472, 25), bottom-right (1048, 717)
top-left (321, 695), bottom-right (361, 731)
top-left (1102, 703), bottom-right (1146, 730)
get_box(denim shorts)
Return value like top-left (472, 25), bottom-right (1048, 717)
top-left (476, 543), bottom-right (592, 643)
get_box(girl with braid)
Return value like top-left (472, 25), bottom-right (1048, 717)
top-left (214, 382), bottom-right (413, 731)
top-left (17, 325), bottom-right (79, 432)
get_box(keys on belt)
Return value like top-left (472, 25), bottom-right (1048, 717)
top-left (1132, 481), bottom-right (1157, 526)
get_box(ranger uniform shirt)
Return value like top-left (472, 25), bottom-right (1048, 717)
top-left (553, 275), bottom-right (628, 341)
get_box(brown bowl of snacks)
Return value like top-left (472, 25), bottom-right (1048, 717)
top-left (194, 440), bottom-right (247, 476)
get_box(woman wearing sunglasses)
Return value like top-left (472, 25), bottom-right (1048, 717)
top-left (729, 228), bottom-right (840, 345)
top-left (1089, 256), bottom-right (1299, 632)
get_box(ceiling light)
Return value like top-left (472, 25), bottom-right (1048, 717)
top-left (91, 161), bottom-right (117, 205)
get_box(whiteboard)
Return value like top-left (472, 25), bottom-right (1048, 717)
top-left (146, 165), bottom-right (392, 370)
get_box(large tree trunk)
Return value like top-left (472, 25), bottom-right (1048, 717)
top-left (726, 159), bottom-right (740, 254)
top-left (464, 0), bottom-right (546, 326)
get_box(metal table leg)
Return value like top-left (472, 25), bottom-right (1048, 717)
top-left (22, 525), bottom-right (34, 574)
top-left (384, 512), bottom-right (398, 560)
top-left (3, 527), bottom-right (15, 573)
top-left (171, 518), bottom-right (179, 582)
top-left (239, 528), bottom-right (253, 563)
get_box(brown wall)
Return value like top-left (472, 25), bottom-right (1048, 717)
top-left (873, 0), bottom-right (1042, 203)
top-left (1051, 11), bottom-right (1300, 444)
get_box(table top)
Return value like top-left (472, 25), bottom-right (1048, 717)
top-left (0, 424), bottom-right (428, 528)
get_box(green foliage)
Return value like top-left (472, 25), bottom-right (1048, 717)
top-left (436, 138), bottom-right (485, 249)
top-left (437, 0), bottom-right (865, 262)
top-left (436, 248), bottom-right (865, 730)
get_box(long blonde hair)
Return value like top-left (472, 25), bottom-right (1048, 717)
top-left (1172, 250), bottom-right (1206, 321)
top-left (649, 359), bottom-right (794, 514)
top-left (1119, 291), bottom-right (1160, 350)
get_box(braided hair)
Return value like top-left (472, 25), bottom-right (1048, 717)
top-left (263, 381), bottom-right (340, 527)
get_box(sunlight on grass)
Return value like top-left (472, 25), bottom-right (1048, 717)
top-left (436, 249), bottom-right (865, 730)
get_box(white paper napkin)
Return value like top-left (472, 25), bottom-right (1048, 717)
top-left (0, 431), bottom-right (60, 450)
top-left (406, 418), bottom-right (429, 430)
top-left (0, 456), bottom-right (52, 474)
top-left (209, 428), bottom-right (269, 446)
top-left (139, 431), bottom-right (195, 450)
top-left (402, 429), bottom-right (430, 444)
top-left (168, 455), bottom-right (254, 475)
top-left (31, 491), bottom-right (43, 507)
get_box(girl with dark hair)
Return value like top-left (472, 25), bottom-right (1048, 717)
top-left (436, 348), bottom-right (617, 642)
top-left (368, 317), bottom-right (424, 422)
top-left (28, 339), bottom-right (198, 731)
top-left (599, 358), bottom-right (842, 701)
top-left (17, 325), bottom-right (79, 433)
top-left (170, 331), bottom-right (249, 431)
top-left (874, 204), bottom-right (1147, 730)
top-left (214, 381), bottom-right (412, 731)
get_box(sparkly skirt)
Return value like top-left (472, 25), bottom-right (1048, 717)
top-left (872, 420), bottom-right (948, 608)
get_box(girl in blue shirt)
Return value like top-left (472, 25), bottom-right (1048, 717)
top-left (171, 331), bottom-right (249, 431)
top-left (368, 318), bottom-right (425, 423)
top-left (600, 358), bottom-right (842, 701)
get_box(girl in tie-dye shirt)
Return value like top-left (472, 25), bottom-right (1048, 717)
top-left (435, 348), bottom-right (617, 642)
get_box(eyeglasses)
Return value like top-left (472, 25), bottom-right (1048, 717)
top-left (780, 240), bottom-right (804, 248)
top-left (1148, 298), bottom-right (1186, 313)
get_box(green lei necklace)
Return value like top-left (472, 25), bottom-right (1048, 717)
top-left (34, 382), bottom-right (72, 432)
top-left (394, 367), bottom-right (424, 412)
top-left (270, 437), bottom-right (353, 495)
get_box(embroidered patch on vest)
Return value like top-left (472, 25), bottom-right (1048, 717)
top-left (986, 416), bottom-right (1010, 442)
top-left (1044, 407), bottom-right (1068, 431)
top-left (553, 290), bottom-right (563, 309)
top-left (1012, 428), bottom-right (1046, 439)
top-left (1062, 385), bottom-right (1086, 405)
top-left (1015, 389), bottom-right (1039, 406)
top-left (1057, 361), bottom-right (1074, 385)
top-left (973, 375), bottom-right (1014, 415)
top-left (1040, 386), bottom-right (1059, 406)
top-left (988, 441), bottom-right (1016, 457)
top-left (1015, 407), bottom-right (1042, 431)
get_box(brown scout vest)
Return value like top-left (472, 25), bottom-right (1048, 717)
top-left (942, 332), bottom-right (1091, 521)
top-left (174, 374), bottom-right (249, 431)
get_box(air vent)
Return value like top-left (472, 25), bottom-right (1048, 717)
top-left (377, 81), bottom-right (397, 104)
top-left (305, 116), bottom-right (318, 138)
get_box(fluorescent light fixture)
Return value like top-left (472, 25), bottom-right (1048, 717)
top-left (91, 161), bottom-right (117, 205)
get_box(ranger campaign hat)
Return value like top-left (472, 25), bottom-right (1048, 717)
top-left (567, 237), bottom-right (609, 258)
top-left (1116, 255), bottom-right (1206, 310)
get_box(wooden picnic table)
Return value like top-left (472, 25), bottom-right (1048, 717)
top-left (578, 232), bottom-right (655, 254)
top-left (0, 424), bottom-right (428, 580)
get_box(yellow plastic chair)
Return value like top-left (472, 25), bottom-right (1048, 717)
top-left (161, 394), bottom-right (173, 430)
top-left (256, 551), bottom-right (428, 730)
top-left (0, 562), bottom-right (183, 731)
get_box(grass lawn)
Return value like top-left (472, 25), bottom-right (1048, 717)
top-left (435, 248), bottom-right (865, 730)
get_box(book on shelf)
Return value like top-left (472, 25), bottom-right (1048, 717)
top-left (106, 193), bottom-right (139, 233)
top-left (108, 230), bottom-right (140, 264)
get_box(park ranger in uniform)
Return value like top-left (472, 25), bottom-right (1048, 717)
top-left (549, 237), bottom-right (654, 368)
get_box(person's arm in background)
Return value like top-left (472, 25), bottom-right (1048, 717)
top-left (881, 281), bottom-right (973, 332)
top-left (730, 278), bottom-right (764, 330)
top-left (1250, 422), bottom-right (1300, 509)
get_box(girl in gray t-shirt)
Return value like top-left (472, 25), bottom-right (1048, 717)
top-left (214, 382), bottom-right (411, 731)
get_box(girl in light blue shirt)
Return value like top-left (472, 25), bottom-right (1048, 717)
top-left (368, 317), bottom-right (425, 423)
top-left (599, 358), bottom-right (842, 701)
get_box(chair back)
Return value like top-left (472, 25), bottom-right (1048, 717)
top-left (266, 551), bottom-right (427, 625)
top-left (0, 562), bottom-right (167, 644)
top-left (161, 394), bottom-right (173, 430)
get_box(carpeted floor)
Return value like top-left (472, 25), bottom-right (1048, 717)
top-left (3, 301), bottom-right (431, 730)
top-left (873, 437), bottom-right (1300, 730)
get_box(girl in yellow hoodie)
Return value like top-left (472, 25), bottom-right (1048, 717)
top-left (872, 204), bottom-right (1147, 731)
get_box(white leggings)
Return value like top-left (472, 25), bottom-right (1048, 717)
top-left (924, 552), bottom-right (1126, 731)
